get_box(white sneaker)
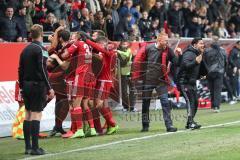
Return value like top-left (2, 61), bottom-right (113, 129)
top-left (131, 108), bottom-right (138, 112)
top-left (229, 100), bottom-right (237, 105)
top-left (122, 108), bottom-right (128, 112)
top-left (213, 109), bottom-right (220, 113)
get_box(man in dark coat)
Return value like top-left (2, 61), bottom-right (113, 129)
top-left (177, 37), bottom-right (205, 130)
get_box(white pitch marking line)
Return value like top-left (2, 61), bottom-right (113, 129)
top-left (20, 120), bottom-right (240, 160)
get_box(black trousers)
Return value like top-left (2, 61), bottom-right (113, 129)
top-left (121, 75), bottom-right (136, 110)
top-left (223, 75), bottom-right (234, 101)
top-left (207, 73), bottom-right (224, 109)
top-left (229, 74), bottom-right (238, 97)
top-left (179, 84), bottom-right (198, 123)
top-left (142, 85), bottom-right (173, 128)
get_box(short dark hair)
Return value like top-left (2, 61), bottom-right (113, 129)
top-left (95, 36), bottom-right (108, 43)
top-left (5, 6), bottom-right (14, 11)
top-left (236, 41), bottom-right (240, 45)
top-left (58, 30), bottom-right (70, 42)
top-left (191, 37), bottom-right (202, 45)
top-left (30, 24), bottom-right (43, 39)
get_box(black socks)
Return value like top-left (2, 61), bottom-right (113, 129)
top-left (23, 120), bottom-right (31, 150)
top-left (31, 120), bottom-right (40, 150)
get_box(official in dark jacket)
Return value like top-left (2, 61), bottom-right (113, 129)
top-left (204, 37), bottom-right (227, 112)
top-left (177, 37), bottom-right (205, 130)
top-left (228, 41), bottom-right (240, 97)
top-left (18, 24), bottom-right (54, 155)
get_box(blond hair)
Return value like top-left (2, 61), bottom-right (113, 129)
top-left (157, 31), bottom-right (168, 41)
top-left (30, 24), bottom-right (43, 39)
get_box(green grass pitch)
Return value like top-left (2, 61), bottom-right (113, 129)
top-left (1, 103), bottom-right (240, 160)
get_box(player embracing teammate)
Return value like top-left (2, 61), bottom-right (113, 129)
top-left (48, 30), bottom-right (118, 138)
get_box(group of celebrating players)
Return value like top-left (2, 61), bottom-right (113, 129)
top-left (43, 27), bottom-right (119, 138)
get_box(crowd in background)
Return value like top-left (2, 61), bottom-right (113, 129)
top-left (0, 0), bottom-right (240, 42)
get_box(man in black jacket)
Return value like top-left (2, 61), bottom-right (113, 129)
top-left (167, 1), bottom-right (184, 36)
top-left (177, 37), bottom-right (205, 130)
top-left (18, 24), bottom-right (54, 155)
top-left (204, 37), bottom-right (227, 112)
top-left (16, 5), bottom-right (28, 42)
top-left (114, 13), bottom-right (132, 41)
top-left (148, 0), bottom-right (167, 28)
top-left (228, 41), bottom-right (240, 97)
top-left (0, 6), bottom-right (22, 42)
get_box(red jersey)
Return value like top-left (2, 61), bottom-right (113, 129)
top-left (67, 41), bottom-right (92, 77)
top-left (86, 39), bottom-right (116, 81)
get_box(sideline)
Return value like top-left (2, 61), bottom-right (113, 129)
top-left (21, 120), bottom-right (240, 160)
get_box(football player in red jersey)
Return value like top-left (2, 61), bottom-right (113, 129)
top-left (47, 27), bottom-right (71, 137)
top-left (82, 34), bottom-right (119, 135)
top-left (51, 32), bottom-right (97, 138)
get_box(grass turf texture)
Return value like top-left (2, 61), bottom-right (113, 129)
top-left (0, 103), bottom-right (240, 160)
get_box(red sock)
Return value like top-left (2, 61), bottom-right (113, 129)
top-left (92, 108), bottom-right (102, 133)
top-left (85, 108), bottom-right (94, 128)
top-left (100, 107), bottom-right (116, 127)
top-left (70, 107), bottom-right (83, 130)
top-left (70, 121), bottom-right (77, 133)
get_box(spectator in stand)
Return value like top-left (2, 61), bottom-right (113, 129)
top-left (69, 10), bottom-right (81, 32)
top-left (138, 11), bottom-right (152, 41)
top-left (181, 1), bottom-right (195, 37)
top-left (102, 0), bottom-right (121, 40)
top-left (227, 23), bottom-right (237, 38)
top-left (22, 0), bottom-right (34, 32)
top-left (206, 0), bottom-right (220, 24)
top-left (0, 0), bottom-right (7, 17)
top-left (32, 0), bottom-right (47, 25)
top-left (188, 16), bottom-right (202, 38)
top-left (80, 8), bottom-right (92, 33)
top-left (114, 13), bottom-right (132, 41)
top-left (205, 28), bottom-right (213, 38)
top-left (59, 0), bottom-right (70, 20)
top-left (212, 21), bottom-right (220, 37)
top-left (89, 11), bottom-right (95, 24)
top-left (129, 24), bottom-right (141, 41)
top-left (43, 13), bottom-right (56, 32)
top-left (167, 1), bottom-right (184, 37)
top-left (219, 0), bottom-right (232, 22)
top-left (0, 6), bottom-right (23, 42)
top-left (148, 0), bottom-right (167, 28)
top-left (118, 0), bottom-right (140, 26)
top-left (45, 0), bottom-right (61, 20)
top-left (218, 19), bottom-right (230, 38)
top-left (149, 18), bottom-right (160, 39)
top-left (86, 0), bottom-right (101, 15)
top-left (16, 6), bottom-right (28, 42)
top-left (229, 8), bottom-right (240, 34)
top-left (93, 11), bottom-right (104, 30)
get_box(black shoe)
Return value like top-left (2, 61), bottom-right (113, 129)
top-left (49, 126), bottom-right (66, 137)
top-left (24, 149), bottom-right (32, 155)
top-left (141, 127), bottom-right (149, 132)
top-left (30, 148), bottom-right (46, 155)
top-left (166, 126), bottom-right (177, 132)
top-left (187, 122), bottom-right (201, 130)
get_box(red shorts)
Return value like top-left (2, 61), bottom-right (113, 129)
top-left (15, 81), bottom-right (24, 103)
top-left (95, 80), bottom-right (113, 100)
top-left (66, 72), bottom-right (95, 100)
